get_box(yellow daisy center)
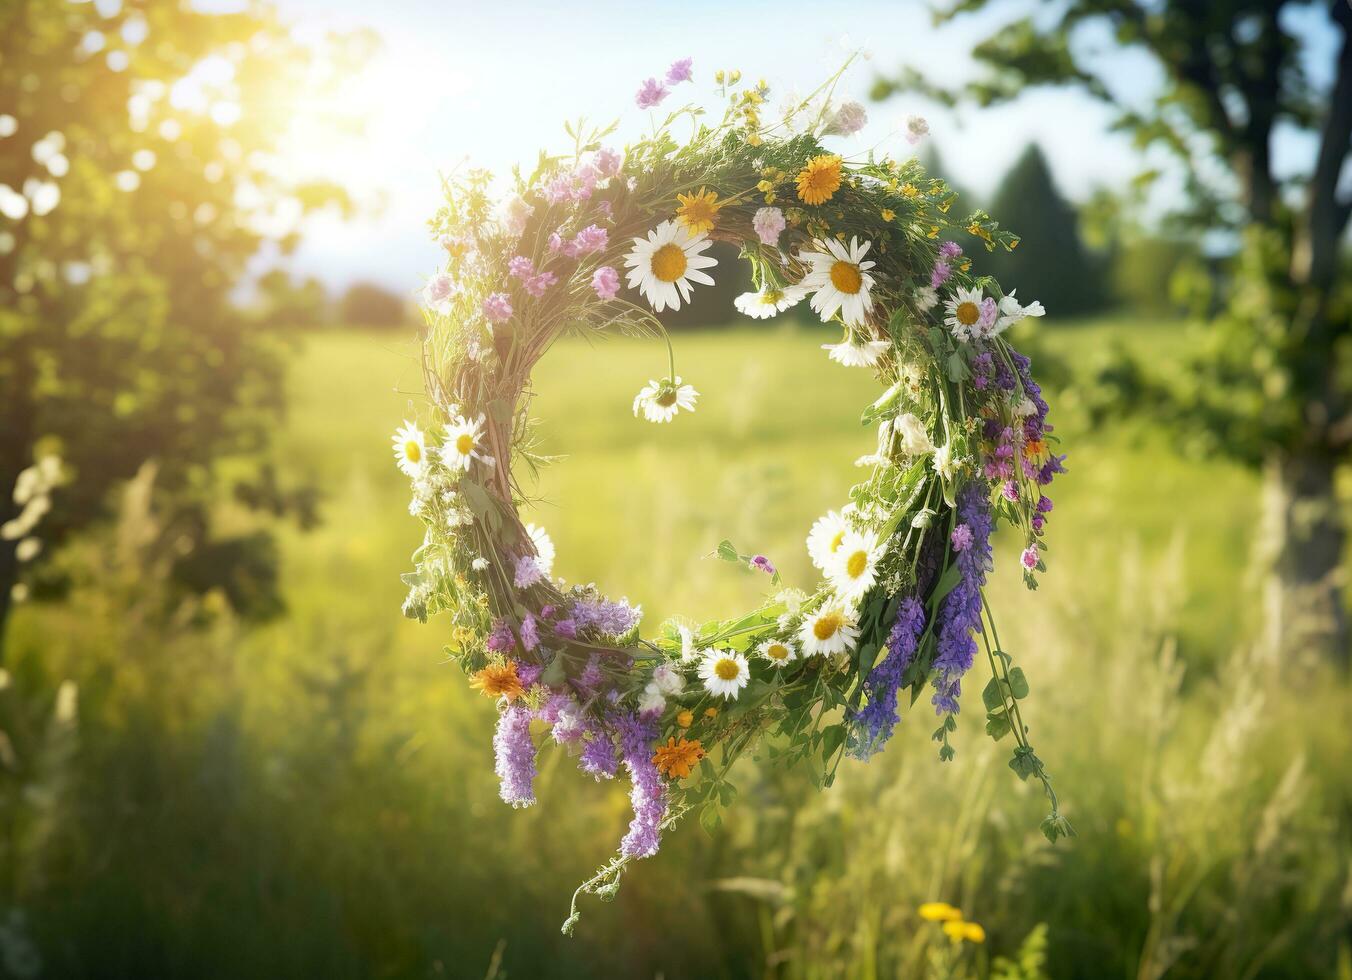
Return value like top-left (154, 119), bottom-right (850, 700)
top-left (813, 611), bottom-right (843, 641)
top-left (846, 549), bottom-right (868, 579)
top-left (955, 301), bottom-right (980, 326)
top-left (829, 260), bottom-right (862, 295)
top-left (651, 243), bottom-right (688, 283)
top-left (455, 433), bottom-right (475, 455)
top-left (655, 389), bottom-right (678, 407)
top-left (766, 643), bottom-right (789, 661)
top-left (714, 657), bottom-right (740, 681)
top-left (829, 530), bottom-right (846, 553)
top-left (404, 440), bottom-right (422, 463)
top-left (761, 288), bottom-right (784, 305)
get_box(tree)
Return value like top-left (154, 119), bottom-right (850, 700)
top-left (874, 1), bottom-right (1352, 661)
top-left (0, 2), bottom-right (352, 655)
top-left (339, 281), bottom-right (409, 328)
top-left (983, 143), bottom-right (1106, 316)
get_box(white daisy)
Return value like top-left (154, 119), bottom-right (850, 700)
top-left (698, 649), bottom-right (751, 700)
top-left (828, 529), bottom-right (883, 605)
top-left (678, 626), bottom-right (699, 662)
top-left (806, 510), bottom-right (851, 570)
top-left (632, 376), bottom-right (699, 423)
top-left (757, 637), bottom-right (798, 666)
top-left (799, 604), bottom-right (860, 657)
top-left (623, 219), bottom-right (718, 312)
top-left (525, 522), bottom-right (555, 576)
top-left (733, 284), bottom-right (805, 320)
top-left (944, 286), bottom-right (986, 341)
top-left (822, 337), bottom-right (889, 367)
top-left (798, 236), bottom-right (876, 327)
top-left (440, 414), bottom-right (494, 473)
top-left (392, 421), bottom-right (427, 477)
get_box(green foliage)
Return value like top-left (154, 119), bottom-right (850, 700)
top-left (339, 280), bottom-right (409, 328)
top-left (0, 0), bottom-right (353, 637)
top-left (982, 144), bottom-right (1107, 317)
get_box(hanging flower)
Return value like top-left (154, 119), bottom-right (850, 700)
top-left (623, 220), bottom-right (718, 313)
top-left (632, 376), bottom-right (699, 423)
top-left (733, 284), bottom-right (804, 319)
top-left (822, 337), bottom-right (889, 367)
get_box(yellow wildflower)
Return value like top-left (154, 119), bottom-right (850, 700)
top-left (796, 154), bottom-right (843, 206)
top-left (676, 188), bottom-right (722, 235)
top-left (676, 709), bottom-right (694, 728)
top-left (653, 737), bottom-right (704, 779)
top-left (918, 902), bottom-right (963, 922)
top-left (470, 661), bottom-right (523, 701)
top-left (880, 208), bottom-right (896, 222)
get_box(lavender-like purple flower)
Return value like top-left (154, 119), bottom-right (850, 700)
top-left (615, 712), bottom-right (666, 858)
top-left (749, 554), bottom-right (776, 576)
top-left (573, 596), bottom-right (641, 637)
top-left (578, 721), bottom-right (619, 780)
top-left (493, 704), bottom-right (537, 807)
top-left (939, 240), bottom-right (963, 260)
top-left (486, 618), bottom-right (515, 653)
top-left (635, 77), bottom-right (669, 110)
top-left (931, 482), bottom-right (993, 716)
top-left (930, 260), bottom-right (952, 288)
top-left (665, 57), bottom-right (694, 85)
top-left (519, 613), bottom-right (539, 653)
top-left (848, 596), bottom-right (926, 759)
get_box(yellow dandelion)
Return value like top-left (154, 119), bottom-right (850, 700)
top-left (880, 208), bottom-right (895, 222)
top-left (653, 736), bottom-right (705, 779)
top-left (676, 708), bottom-right (694, 728)
top-left (942, 919), bottom-right (986, 944)
top-left (796, 154), bottom-right (843, 206)
top-left (676, 188), bottom-right (722, 235)
top-left (918, 902), bottom-right (963, 922)
top-left (900, 182), bottom-right (921, 199)
top-left (704, 706), bottom-right (718, 719)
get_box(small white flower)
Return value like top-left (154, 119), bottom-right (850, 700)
top-left (822, 337), bottom-right (889, 367)
top-left (932, 442), bottom-right (962, 482)
top-left (677, 625), bottom-right (700, 662)
top-left (524, 522), bottom-right (555, 576)
top-left (623, 219), bottom-right (718, 313)
top-left (633, 376), bottom-right (698, 423)
top-left (392, 421), bottom-right (427, 477)
top-left (471, 556), bottom-right (489, 571)
top-left (894, 413), bottom-right (935, 456)
top-left (914, 285), bottom-right (939, 312)
top-left (1014, 397), bottom-right (1037, 418)
top-left (806, 510), bottom-right (851, 570)
top-left (698, 649), bottom-right (750, 700)
top-left (944, 286), bottom-right (986, 341)
top-left (638, 683), bottom-right (666, 716)
top-left (440, 414), bottom-right (494, 473)
top-left (827, 529), bottom-right (883, 605)
top-left (757, 637), bottom-right (798, 666)
top-left (733, 284), bottom-right (804, 320)
top-left (651, 662), bottom-right (685, 696)
top-left (994, 290), bottom-right (1046, 335)
top-left (14, 537), bottom-right (41, 562)
top-left (799, 604), bottom-right (860, 657)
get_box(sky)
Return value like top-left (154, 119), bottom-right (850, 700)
top-left (253, 0), bottom-right (1341, 296)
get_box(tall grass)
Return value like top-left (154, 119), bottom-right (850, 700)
top-left (1, 324), bottom-right (1346, 978)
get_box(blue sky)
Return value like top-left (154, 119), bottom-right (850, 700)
top-left (258, 0), bottom-right (1340, 295)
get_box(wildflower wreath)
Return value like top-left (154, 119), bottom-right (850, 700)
top-left (396, 58), bottom-right (1072, 931)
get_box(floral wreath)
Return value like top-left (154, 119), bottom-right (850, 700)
top-left (396, 57), bottom-right (1072, 932)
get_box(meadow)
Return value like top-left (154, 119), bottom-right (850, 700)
top-left (7, 319), bottom-right (1348, 978)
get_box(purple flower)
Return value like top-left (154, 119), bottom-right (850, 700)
top-left (592, 265), bottom-right (620, 300)
top-left (547, 231), bottom-right (565, 253)
top-left (930, 261), bottom-right (952, 288)
top-left (519, 613), bottom-right (540, 653)
top-left (573, 596), bottom-right (641, 638)
top-left (493, 704), bottom-right (537, 807)
top-left (1021, 545), bottom-right (1039, 570)
top-left (665, 57), bottom-right (693, 85)
top-left (1001, 480), bottom-right (1019, 502)
top-left (486, 619), bottom-right (515, 653)
top-left (977, 296), bottom-right (999, 334)
top-left (615, 712), bottom-right (666, 858)
top-left (849, 596), bottom-right (926, 759)
top-left (931, 482), bottom-right (993, 716)
top-left (523, 271), bottom-right (557, 297)
top-left (749, 554), bottom-right (776, 576)
top-left (514, 555), bottom-right (545, 589)
top-left (1036, 494), bottom-right (1054, 514)
top-left (579, 721), bottom-right (618, 780)
top-left (594, 147), bottom-right (622, 178)
top-left (950, 523), bottom-right (973, 552)
top-left (939, 240), bottom-right (963, 260)
top-left (635, 77), bottom-right (669, 110)
top-left (482, 292), bottom-right (513, 324)
top-left (422, 273), bottom-right (455, 308)
top-left (507, 255), bottom-right (534, 279)
top-left (576, 653), bottom-right (603, 692)
top-left (571, 223), bottom-right (608, 255)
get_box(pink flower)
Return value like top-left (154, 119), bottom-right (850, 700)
top-left (752, 206), bottom-right (785, 245)
top-left (571, 223), bottom-right (608, 255)
top-left (594, 147), bottom-right (622, 178)
top-left (482, 292), bottom-right (513, 324)
top-left (827, 101), bottom-right (868, 136)
top-left (1020, 545), bottom-right (1039, 570)
top-left (592, 265), bottom-right (620, 300)
top-left (978, 297), bottom-right (999, 334)
top-left (665, 57), bottom-right (693, 85)
top-left (635, 77), bottom-right (669, 110)
top-left (950, 523), bottom-right (973, 552)
top-left (939, 240), bottom-right (963, 260)
top-left (543, 174), bottom-right (573, 205)
top-left (905, 114), bottom-right (930, 146)
top-left (930, 261), bottom-right (952, 288)
top-left (1001, 480), bottom-right (1020, 502)
top-left (422, 273), bottom-right (455, 308)
top-left (507, 255), bottom-right (534, 279)
top-left (524, 271), bottom-right (557, 297)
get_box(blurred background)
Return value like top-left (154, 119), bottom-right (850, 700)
top-left (2, 0), bottom-right (1350, 977)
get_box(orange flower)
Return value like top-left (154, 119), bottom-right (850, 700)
top-left (796, 154), bottom-right (843, 206)
top-left (676, 709), bottom-right (694, 728)
top-left (653, 737), bottom-right (704, 779)
top-left (1024, 438), bottom-right (1046, 459)
top-left (470, 661), bottom-right (523, 701)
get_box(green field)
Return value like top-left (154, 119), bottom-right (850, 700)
top-left (10, 320), bottom-right (1348, 978)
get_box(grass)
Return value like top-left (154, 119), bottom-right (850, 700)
top-left (6, 317), bottom-right (1347, 978)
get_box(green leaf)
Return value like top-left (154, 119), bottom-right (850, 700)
top-left (1007, 666), bottom-right (1030, 699)
top-left (981, 677), bottom-right (1005, 712)
top-left (820, 725), bottom-right (846, 761)
top-left (985, 712), bottom-right (1012, 741)
top-left (716, 539), bottom-right (739, 562)
top-left (699, 803), bottom-right (722, 835)
top-left (539, 656), bottom-right (566, 687)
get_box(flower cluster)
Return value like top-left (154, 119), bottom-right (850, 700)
top-left (397, 55), bottom-right (1072, 929)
